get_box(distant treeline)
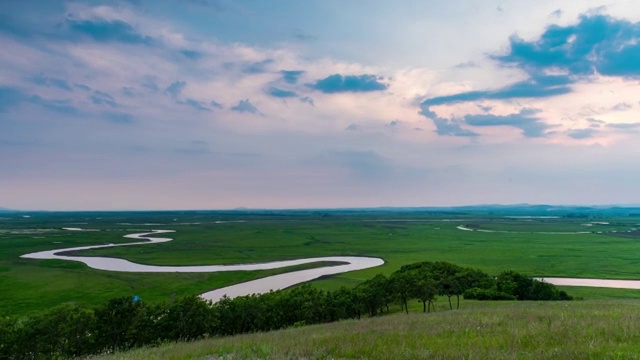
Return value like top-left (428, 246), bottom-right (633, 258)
top-left (0, 261), bottom-right (571, 359)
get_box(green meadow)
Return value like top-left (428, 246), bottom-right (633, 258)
top-left (2, 209), bottom-right (640, 315)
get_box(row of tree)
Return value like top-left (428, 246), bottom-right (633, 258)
top-left (0, 261), bottom-right (571, 359)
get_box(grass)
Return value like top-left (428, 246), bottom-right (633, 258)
top-left (0, 259), bottom-right (345, 316)
top-left (91, 299), bottom-right (640, 360)
top-left (3, 211), bottom-right (640, 315)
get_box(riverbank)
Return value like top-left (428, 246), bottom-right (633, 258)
top-left (20, 230), bottom-right (385, 301)
top-left (20, 230), bottom-right (640, 301)
top-left (6, 211), bottom-right (640, 316)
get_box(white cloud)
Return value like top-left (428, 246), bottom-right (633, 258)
top-left (2, 1), bottom-right (640, 209)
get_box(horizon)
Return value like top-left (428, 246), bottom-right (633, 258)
top-left (2, 1), bottom-right (640, 210)
top-left (4, 203), bottom-right (640, 213)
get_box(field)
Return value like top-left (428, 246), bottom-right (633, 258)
top-left (3, 208), bottom-right (640, 315)
top-left (93, 299), bottom-right (640, 360)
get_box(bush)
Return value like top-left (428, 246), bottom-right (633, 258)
top-left (1, 262), bottom-right (572, 358)
top-left (463, 288), bottom-right (516, 301)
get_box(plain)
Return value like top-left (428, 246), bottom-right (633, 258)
top-left (3, 209), bottom-right (640, 316)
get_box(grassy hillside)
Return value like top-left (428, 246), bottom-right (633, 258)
top-left (93, 300), bottom-right (640, 360)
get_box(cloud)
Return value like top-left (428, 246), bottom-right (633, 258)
top-left (75, 83), bottom-right (92, 92)
top-left (90, 90), bottom-right (117, 107)
top-left (567, 128), bottom-right (598, 139)
top-left (0, 87), bottom-right (27, 113)
top-left (210, 100), bottom-right (224, 109)
top-left (281, 70), bottom-right (304, 84)
top-left (612, 102), bottom-right (632, 111)
top-left (587, 118), bottom-right (606, 127)
top-left (231, 99), bottom-right (259, 114)
top-left (318, 150), bottom-right (393, 180)
top-left (293, 32), bottom-right (316, 42)
top-left (179, 49), bottom-right (203, 60)
top-left (164, 81), bottom-right (186, 97)
top-left (0, 87), bottom-right (77, 115)
top-left (104, 112), bottom-right (134, 124)
top-left (28, 95), bottom-right (78, 115)
top-left (299, 96), bottom-right (314, 106)
top-left (266, 87), bottom-right (297, 98)
top-left (420, 94), bottom-right (478, 137)
top-left (173, 141), bottom-right (211, 155)
top-left (242, 59), bottom-right (274, 74)
top-left (66, 19), bottom-right (154, 45)
top-left (607, 122), bottom-right (640, 130)
top-left (179, 99), bottom-right (211, 111)
top-left (454, 61), bottom-right (478, 69)
top-left (417, 14), bottom-right (640, 138)
top-left (308, 74), bottom-right (388, 93)
top-left (121, 86), bottom-right (137, 96)
top-left (31, 74), bottom-right (73, 91)
top-left (478, 104), bottom-right (493, 112)
top-left (422, 75), bottom-right (572, 108)
top-left (345, 123), bottom-right (361, 131)
top-left (418, 75), bottom-right (569, 137)
top-left (0, 13), bottom-right (31, 38)
top-left (495, 14), bottom-right (640, 77)
top-left (549, 9), bottom-right (563, 19)
top-left (387, 120), bottom-right (401, 127)
top-left (464, 109), bottom-right (551, 137)
top-left (183, 0), bottom-right (227, 11)
top-left (141, 77), bottom-right (160, 92)
top-left (431, 118), bottom-right (478, 137)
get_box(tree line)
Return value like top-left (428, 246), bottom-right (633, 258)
top-left (0, 261), bottom-right (571, 359)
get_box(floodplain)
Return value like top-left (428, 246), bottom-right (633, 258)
top-left (3, 206), bottom-right (640, 316)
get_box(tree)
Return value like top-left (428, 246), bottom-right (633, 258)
top-left (157, 295), bottom-right (214, 341)
top-left (463, 288), bottom-right (516, 300)
top-left (356, 274), bottom-right (390, 316)
top-left (497, 270), bottom-right (532, 300)
top-left (496, 271), bottom-right (572, 301)
top-left (404, 261), bottom-right (466, 310)
top-left (0, 316), bottom-right (17, 359)
top-left (94, 296), bottom-right (146, 351)
top-left (389, 270), bottom-right (417, 314)
top-left (10, 303), bottom-right (97, 359)
top-left (279, 284), bottom-right (326, 326)
top-left (331, 287), bottom-right (361, 320)
top-left (450, 269), bottom-right (495, 309)
top-left (440, 275), bottom-right (462, 310)
top-left (413, 269), bottom-right (439, 313)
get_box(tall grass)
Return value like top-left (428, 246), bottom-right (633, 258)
top-left (94, 300), bottom-right (640, 359)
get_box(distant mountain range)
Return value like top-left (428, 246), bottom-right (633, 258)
top-left (367, 204), bottom-right (640, 213)
top-left (229, 204), bottom-right (640, 216)
top-left (2, 204), bottom-right (640, 216)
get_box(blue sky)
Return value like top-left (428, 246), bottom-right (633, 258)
top-left (1, 0), bottom-right (640, 210)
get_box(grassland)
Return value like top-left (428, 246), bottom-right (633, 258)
top-left (92, 299), bottom-right (640, 360)
top-left (2, 209), bottom-right (640, 315)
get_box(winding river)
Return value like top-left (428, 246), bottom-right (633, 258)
top-left (21, 228), bottom-right (640, 302)
top-left (20, 230), bottom-right (385, 302)
top-left (456, 224), bottom-right (640, 289)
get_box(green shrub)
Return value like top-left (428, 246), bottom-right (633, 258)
top-left (463, 288), bottom-right (516, 300)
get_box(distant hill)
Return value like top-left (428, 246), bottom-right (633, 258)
top-left (289, 204), bottom-right (640, 217)
top-left (380, 204), bottom-right (640, 214)
top-left (3, 204), bottom-right (640, 216)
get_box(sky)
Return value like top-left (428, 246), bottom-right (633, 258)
top-left (1, 0), bottom-right (640, 210)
